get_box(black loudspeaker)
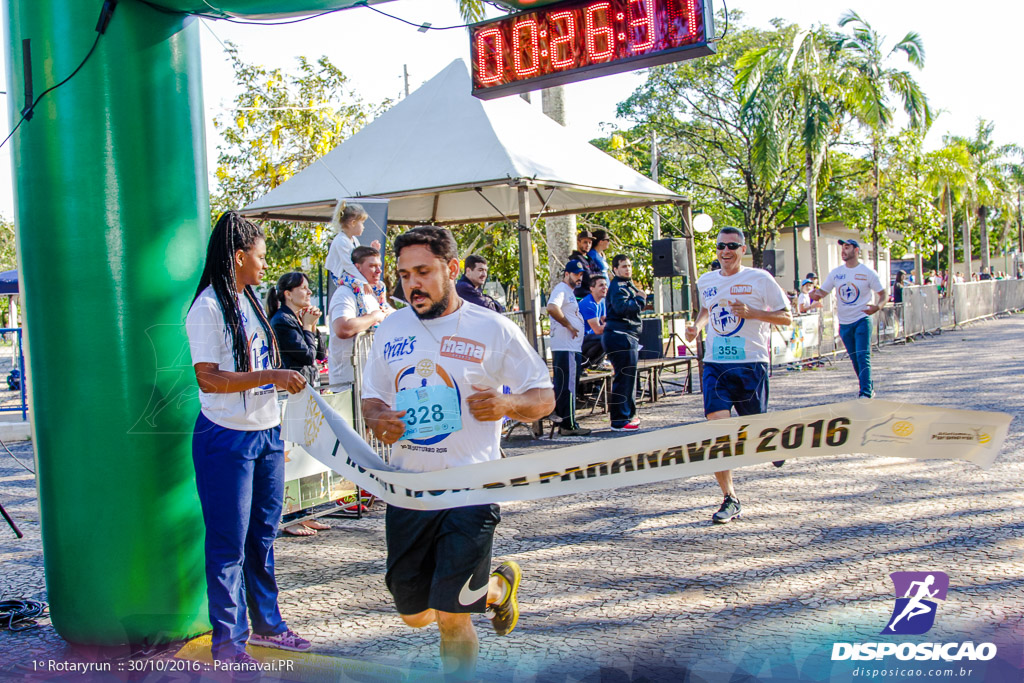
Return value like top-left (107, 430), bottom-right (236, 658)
top-left (652, 238), bottom-right (687, 277)
top-left (762, 249), bottom-right (784, 277)
top-left (639, 318), bottom-right (663, 360)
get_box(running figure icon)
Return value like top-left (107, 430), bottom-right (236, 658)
top-left (886, 574), bottom-right (939, 632)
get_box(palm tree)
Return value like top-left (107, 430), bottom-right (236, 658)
top-left (924, 142), bottom-right (973, 288)
top-left (948, 120), bottom-right (1020, 274)
top-left (737, 25), bottom-right (840, 280)
top-left (456, 0), bottom-right (485, 23)
top-left (836, 11), bottom-right (932, 269)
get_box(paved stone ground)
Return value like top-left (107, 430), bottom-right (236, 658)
top-left (1, 315), bottom-right (1022, 682)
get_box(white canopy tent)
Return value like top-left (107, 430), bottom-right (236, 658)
top-left (240, 58), bottom-right (690, 345)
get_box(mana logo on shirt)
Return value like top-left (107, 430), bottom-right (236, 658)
top-left (440, 336), bottom-right (485, 363)
top-left (838, 283), bottom-right (861, 305)
top-left (730, 284), bottom-right (753, 295)
top-left (709, 303), bottom-right (744, 337)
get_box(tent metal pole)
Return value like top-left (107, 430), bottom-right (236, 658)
top-left (517, 185), bottom-right (540, 352)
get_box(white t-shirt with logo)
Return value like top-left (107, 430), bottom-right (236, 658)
top-left (362, 303), bottom-right (552, 473)
top-left (547, 281), bottom-right (584, 352)
top-left (186, 286), bottom-right (279, 431)
top-left (820, 263), bottom-right (884, 325)
top-left (697, 267), bottom-right (790, 364)
top-left (328, 282), bottom-right (386, 387)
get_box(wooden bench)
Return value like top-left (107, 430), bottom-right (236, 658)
top-left (636, 356), bottom-right (694, 403)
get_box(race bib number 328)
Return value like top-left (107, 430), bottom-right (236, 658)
top-left (395, 385), bottom-right (462, 440)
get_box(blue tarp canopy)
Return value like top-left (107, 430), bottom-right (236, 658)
top-left (0, 270), bottom-right (17, 295)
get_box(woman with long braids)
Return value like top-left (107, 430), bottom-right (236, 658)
top-left (266, 272), bottom-right (330, 537)
top-left (185, 211), bottom-right (311, 669)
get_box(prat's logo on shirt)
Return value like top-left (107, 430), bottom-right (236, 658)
top-left (384, 335), bottom-right (416, 362)
top-left (440, 336), bottom-right (486, 363)
top-left (730, 284), bottom-right (753, 295)
top-left (702, 286), bottom-right (718, 300)
top-left (834, 274), bottom-right (847, 282)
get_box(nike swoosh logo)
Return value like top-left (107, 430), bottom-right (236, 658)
top-left (458, 574), bottom-right (489, 606)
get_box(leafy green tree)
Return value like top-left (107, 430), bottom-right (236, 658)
top-left (211, 43), bottom-right (387, 283)
top-left (617, 15), bottom-right (810, 267)
top-left (876, 131), bottom-right (943, 260)
top-left (737, 24), bottom-right (843, 278)
top-left (924, 141), bottom-right (973, 285)
top-left (947, 120), bottom-right (1019, 273)
top-left (0, 218), bottom-right (16, 272)
top-left (835, 10), bottom-right (932, 269)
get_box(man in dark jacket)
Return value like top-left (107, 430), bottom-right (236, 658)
top-left (603, 254), bottom-right (646, 431)
top-left (456, 254), bottom-right (505, 313)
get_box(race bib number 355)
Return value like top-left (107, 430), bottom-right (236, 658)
top-left (712, 336), bottom-right (747, 361)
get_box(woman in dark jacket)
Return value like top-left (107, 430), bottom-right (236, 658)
top-left (893, 270), bottom-right (906, 304)
top-left (267, 272), bottom-right (326, 387)
top-left (267, 272), bottom-right (329, 537)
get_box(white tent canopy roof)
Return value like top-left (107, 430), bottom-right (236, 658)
top-left (240, 59), bottom-right (686, 226)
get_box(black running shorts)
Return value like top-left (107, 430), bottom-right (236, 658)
top-left (385, 503), bottom-right (501, 615)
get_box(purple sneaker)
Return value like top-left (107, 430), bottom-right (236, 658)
top-left (248, 629), bottom-right (311, 652)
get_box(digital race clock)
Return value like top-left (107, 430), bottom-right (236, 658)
top-left (471, 0), bottom-right (715, 99)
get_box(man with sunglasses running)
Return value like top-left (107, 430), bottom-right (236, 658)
top-left (685, 228), bottom-right (792, 524)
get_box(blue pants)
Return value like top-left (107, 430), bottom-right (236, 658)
top-left (192, 412), bottom-right (287, 659)
top-left (603, 330), bottom-right (639, 427)
top-left (552, 350), bottom-right (582, 429)
top-left (838, 316), bottom-right (873, 398)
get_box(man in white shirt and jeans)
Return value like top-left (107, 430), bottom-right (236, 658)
top-left (810, 239), bottom-right (887, 398)
top-left (328, 245), bottom-right (394, 389)
top-left (546, 260), bottom-right (591, 436)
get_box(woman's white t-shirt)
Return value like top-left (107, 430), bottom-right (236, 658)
top-left (186, 286), bottom-right (279, 431)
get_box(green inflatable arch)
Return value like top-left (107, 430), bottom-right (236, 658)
top-left (2, 0), bottom-right (401, 646)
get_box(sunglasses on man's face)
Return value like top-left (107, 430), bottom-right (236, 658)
top-left (716, 242), bottom-right (744, 251)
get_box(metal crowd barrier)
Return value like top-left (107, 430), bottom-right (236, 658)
top-left (770, 281), bottom-right (1024, 370)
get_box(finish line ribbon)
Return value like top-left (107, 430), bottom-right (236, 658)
top-left (282, 388), bottom-right (1011, 511)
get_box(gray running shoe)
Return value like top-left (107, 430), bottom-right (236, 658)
top-left (712, 495), bottom-right (742, 524)
top-left (487, 561), bottom-right (522, 636)
top-left (558, 426), bottom-right (592, 436)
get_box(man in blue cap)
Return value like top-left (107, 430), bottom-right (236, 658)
top-left (797, 278), bottom-right (821, 314)
top-left (810, 239), bottom-right (887, 398)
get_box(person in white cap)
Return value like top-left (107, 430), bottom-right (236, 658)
top-left (810, 239), bottom-right (887, 398)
